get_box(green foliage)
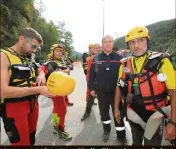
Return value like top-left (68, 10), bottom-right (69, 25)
top-left (0, 0), bottom-right (74, 62)
top-left (114, 18), bottom-right (176, 59)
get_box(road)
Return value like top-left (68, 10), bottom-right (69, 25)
top-left (1, 62), bottom-right (132, 145)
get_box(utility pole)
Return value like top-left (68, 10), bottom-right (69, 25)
top-left (102, 0), bottom-right (105, 37)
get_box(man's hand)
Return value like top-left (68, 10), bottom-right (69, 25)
top-left (38, 86), bottom-right (56, 97)
top-left (164, 123), bottom-right (176, 140)
top-left (35, 75), bottom-right (46, 86)
top-left (36, 67), bottom-right (46, 86)
top-left (114, 109), bottom-right (121, 124)
top-left (90, 90), bottom-right (96, 97)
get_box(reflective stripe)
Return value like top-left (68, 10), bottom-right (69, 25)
top-left (102, 120), bottom-right (111, 124)
top-left (115, 127), bottom-right (125, 131)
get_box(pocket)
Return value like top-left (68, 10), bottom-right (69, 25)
top-left (3, 118), bottom-right (20, 143)
top-left (11, 64), bottom-right (31, 79)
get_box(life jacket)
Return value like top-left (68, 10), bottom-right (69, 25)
top-left (63, 56), bottom-right (72, 65)
top-left (121, 52), bottom-right (169, 112)
top-left (46, 58), bottom-right (64, 67)
top-left (82, 52), bottom-right (91, 70)
top-left (0, 48), bottom-right (37, 103)
top-left (44, 58), bottom-right (67, 78)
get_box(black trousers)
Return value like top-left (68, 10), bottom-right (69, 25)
top-left (85, 95), bottom-right (94, 114)
top-left (96, 90), bottom-right (125, 133)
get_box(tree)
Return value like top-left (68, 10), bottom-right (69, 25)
top-left (0, 0), bottom-right (74, 63)
top-left (57, 21), bottom-right (74, 56)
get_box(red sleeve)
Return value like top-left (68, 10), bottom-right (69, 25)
top-left (39, 65), bottom-right (49, 75)
top-left (86, 56), bottom-right (93, 81)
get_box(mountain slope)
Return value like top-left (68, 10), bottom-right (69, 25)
top-left (114, 18), bottom-right (176, 58)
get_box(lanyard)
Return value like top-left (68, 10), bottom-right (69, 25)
top-left (132, 52), bottom-right (149, 74)
top-left (132, 52), bottom-right (150, 85)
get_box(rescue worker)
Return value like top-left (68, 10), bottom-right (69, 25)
top-left (41, 44), bottom-right (72, 141)
top-left (62, 52), bottom-right (74, 106)
top-left (89, 35), bottom-right (126, 142)
top-left (114, 26), bottom-right (176, 145)
top-left (82, 44), bottom-right (94, 75)
top-left (0, 28), bottom-right (54, 146)
top-left (82, 44), bottom-right (97, 106)
top-left (81, 43), bottom-right (102, 121)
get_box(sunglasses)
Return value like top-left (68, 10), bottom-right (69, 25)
top-left (26, 39), bottom-right (41, 50)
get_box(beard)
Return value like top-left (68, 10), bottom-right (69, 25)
top-left (132, 47), bottom-right (147, 57)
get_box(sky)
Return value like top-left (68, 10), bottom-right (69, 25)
top-left (36, 0), bottom-right (175, 53)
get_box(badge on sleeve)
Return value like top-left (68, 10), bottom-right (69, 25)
top-left (157, 73), bottom-right (167, 82)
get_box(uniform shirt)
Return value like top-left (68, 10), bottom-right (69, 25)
top-left (89, 51), bottom-right (122, 92)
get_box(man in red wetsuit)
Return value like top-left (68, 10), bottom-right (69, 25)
top-left (42, 44), bottom-right (72, 141)
top-left (0, 28), bottom-right (54, 146)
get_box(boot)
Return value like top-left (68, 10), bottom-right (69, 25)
top-left (102, 123), bottom-right (111, 142)
top-left (81, 112), bottom-right (90, 121)
top-left (81, 96), bottom-right (94, 121)
top-left (67, 102), bottom-right (74, 106)
top-left (103, 131), bottom-right (110, 142)
top-left (53, 126), bottom-right (72, 141)
top-left (116, 129), bottom-right (127, 144)
top-left (93, 102), bottom-right (97, 105)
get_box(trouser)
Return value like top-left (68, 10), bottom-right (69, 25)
top-left (2, 99), bottom-right (38, 146)
top-left (129, 119), bottom-right (170, 145)
top-left (96, 91), bottom-right (125, 134)
top-left (86, 88), bottom-right (91, 101)
top-left (85, 95), bottom-right (95, 114)
top-left (51, 96), bottom-right (67, 132)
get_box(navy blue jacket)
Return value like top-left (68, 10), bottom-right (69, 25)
top-left (88, 51), bottom-right (122, 92)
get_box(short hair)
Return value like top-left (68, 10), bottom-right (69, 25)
top-left (94, 43), bottom-right (101, 49)
top-left (20, 27), bottom-right (43, 44)
top-left (102, 35), bottom-right (114, 43)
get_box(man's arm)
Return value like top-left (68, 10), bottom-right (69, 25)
top-left (114, 86), bottom-right (122, 123)
top-left (0, 52), bottom-right (45, 98)
top-left (168, 89), bottom-right (176, 122)
top-left (114, 64), bottom-right (123, 123)
top-left (160, 58), bottom-right (176, 122)
top-left (35, 66), bottom-right (46, 86)
top-left (160, 58), bottom-right (176, 140)
top-left (88, 58), bottom-right (96, 91)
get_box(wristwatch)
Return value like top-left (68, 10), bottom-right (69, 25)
top-left (168, 119), bottom-right (176, 127)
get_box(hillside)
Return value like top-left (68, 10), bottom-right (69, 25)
top-left (71, 49), bottom-right (82, 61)
top-left (114, 18), bottom-right (176, 61)
top-left (72, 49), bottom-right (82, 57)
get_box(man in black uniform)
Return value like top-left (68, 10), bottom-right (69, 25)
top-left (89, 35), bottom-right (126, 142)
